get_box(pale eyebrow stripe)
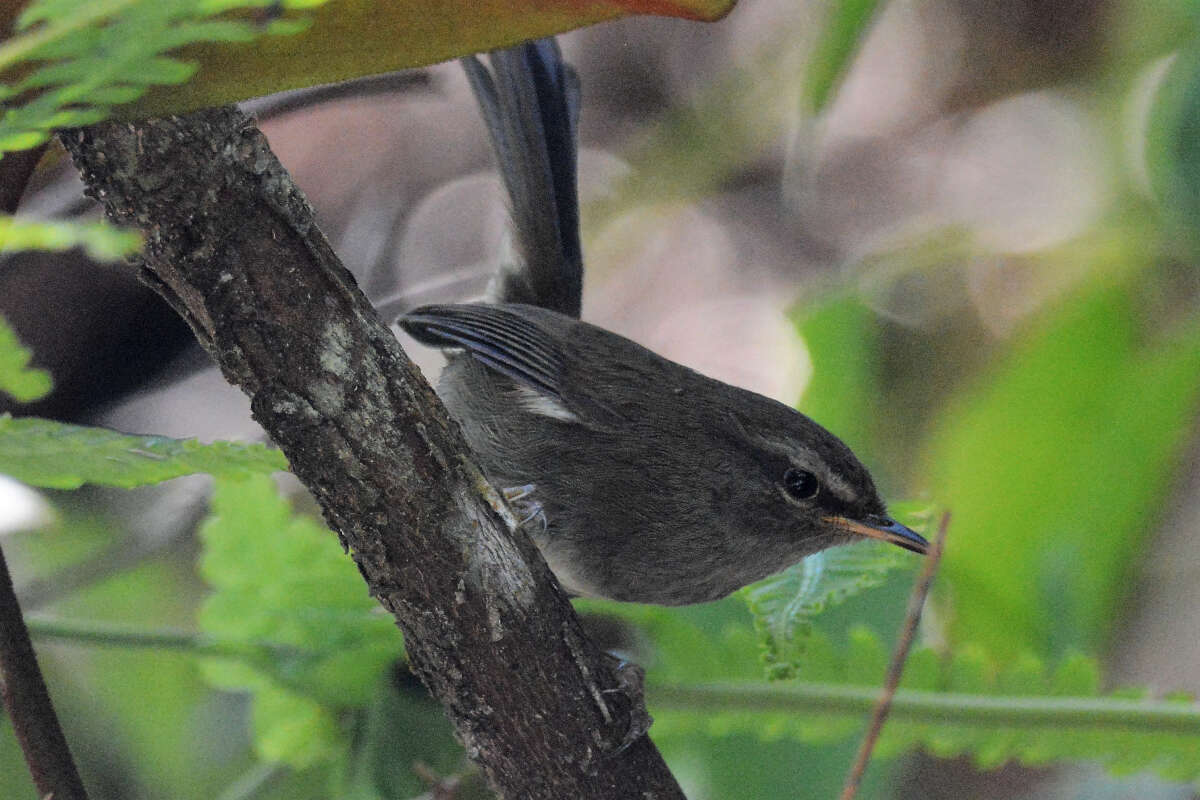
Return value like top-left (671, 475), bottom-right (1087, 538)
top-left (751, 433), bottom-right (858, 505)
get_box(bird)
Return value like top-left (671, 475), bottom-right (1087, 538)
top-left (398, 39), bottom-right (927, 606)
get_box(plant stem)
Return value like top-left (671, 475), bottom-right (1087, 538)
top-left (841, 511), bottom-right (949, 800)
top-left (0, 545), bottom-right (90, 800)
top-left (26, 616), bottom-right (298, 660)
top-left (0, 138), bottom-right (88, 799)
top-left (649, 682), bottom-right (1200, 736)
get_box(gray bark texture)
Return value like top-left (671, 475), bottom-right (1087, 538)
top-left (59, 107), bottom-right (685, 800)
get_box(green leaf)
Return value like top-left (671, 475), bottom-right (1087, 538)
top-left (198, 475), bottom-right (401, 767)
top-left (734, 294), bottom-right (930, 680)
top-left (252, 682), bottom-right (344, 768)
top-left (803, 0), bottom-right (881, 113)
top-left (0, 0), bottom-right (733, 136)
top-left (741, 527), bottom-right (924, 680)
top-left (0, 315), bottom-right (52, 402)
top-left (0, 0), bottom-right (329, 154)
top-left (0, 415), bottom-right (288, 488)
top-left (0, 215), bottom-right (143, 260)
top-left (25, 565), bottom-right (241, 797)
top-left (924, 278), bottom-right (1200, 662)
top-left (650, 632), bottom-right (1200, 784)
top-left (573, 597), bottom-right (765, 685)
top-left (793, 292), bottom-right (880, 459)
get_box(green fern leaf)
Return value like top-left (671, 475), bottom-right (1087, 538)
top-left (651, 630), bottom-right (1200, 784)
top-left (0, 414), bottom-right (288, 488)
top-left (198, 474), bottom-right (402, 766)
top-left (0, 315), bottom-right (52, 403)
top-left (741, 503), bottom-right (931, 680)
top-left (0, 0), bottom-right (325, 154)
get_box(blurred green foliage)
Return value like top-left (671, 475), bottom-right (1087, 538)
top-left (0, 313), bottom-right (51, 402)
top-left (803, 0), bottom-right (881, 112)
top-left (198, 475), bottom-right (401, 769)
top-left (651, 639), bottom-right (1200, 782)
top-left (794, 295), bottom-right (881, 458)
top-left (741, 534), bottom-right (919, 681)
top-left (0, 415), bottom-right (288, 488)
top-left (0, 217), bottom-right (142, 260)
top-left (0, 0), bottom-right (320, 153)
top-left (926, 276), bottom-right (1200, 662)
top-left (1148, 47), bottom-right (1200, 244)
top-left (4, 0), bottom-right (1200, 798)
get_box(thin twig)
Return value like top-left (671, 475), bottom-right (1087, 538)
top-left (0, 142), bottom-right (90, 800)
top-left (839, 511), bottom-right (950, 800)
top-left (0, 545), bottom-right (90, 799)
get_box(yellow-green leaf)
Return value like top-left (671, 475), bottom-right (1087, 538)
top-left (0, 0), bottom-right (736, 126)
top-left (924, 277), bottom-right (1200, 662)
top-left (0, 315), bottom-right (52, 403)
top-left (0, 215), bottom-right (142, 260)
top-left (0, 415), bottom-right (288, 488)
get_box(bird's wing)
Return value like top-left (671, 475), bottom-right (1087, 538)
top-left (399, 303), bottom-right (565, 401)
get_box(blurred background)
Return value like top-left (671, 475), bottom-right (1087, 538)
top-left (3, 0), bottom-right (1200, 797)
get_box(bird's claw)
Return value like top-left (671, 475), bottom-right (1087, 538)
top-left (600, 653), bottom-right (652, 757)
top-left (503, 484), bottom-right (548, 531)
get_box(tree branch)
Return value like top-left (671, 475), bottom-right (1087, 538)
top-left (0, 142), bottom-right (90, 800)
top-left (0, 544), bottom-right (90, 800)
top-left (58, 108), bottom-right (684, 799)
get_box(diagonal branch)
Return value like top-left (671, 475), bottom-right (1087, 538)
top-left (57, 108), bottom-right (683, 800)
top-left (0, 544), bottom-right (91, 800)
top-left (840, 511), bottom-right (950, 800)
top-left (0, 142), bottom-right (90, 800)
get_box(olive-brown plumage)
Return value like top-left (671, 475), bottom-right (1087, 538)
top-left (398, 41), bottom-right (925, 605)
top-left (401, 303), bottom-right (926, 605)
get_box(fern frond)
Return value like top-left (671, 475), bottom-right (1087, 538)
top-left (198, 475), bottom-right (402, 766)
top-left (0, 0), bottom-right (324, 153)
top-left (0, 314), bottom-right (52, 402)
top-left (742, 503), bottom-right (932, 679)
top-left (651, 629), bottom-right (1200, 784)
top-left (0, 414), bottom-right (288, 488)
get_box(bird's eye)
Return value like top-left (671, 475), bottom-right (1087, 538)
top-left (782, 467), bottom-right (819, 501)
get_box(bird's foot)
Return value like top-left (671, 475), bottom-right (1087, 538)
top-left (502, 484), bottom-right (547, 531)
top-left (599, 652), bottom-right (652, 757)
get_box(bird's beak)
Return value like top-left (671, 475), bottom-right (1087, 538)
top-left (823, 514), bottom-right (929, 555)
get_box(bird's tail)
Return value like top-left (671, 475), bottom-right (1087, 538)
top-left (462, 39), bottom-right (584, 318)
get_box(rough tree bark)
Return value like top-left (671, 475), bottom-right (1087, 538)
top-left (59, 108), bottom-right (685, 800)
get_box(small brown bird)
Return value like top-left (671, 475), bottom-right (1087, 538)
top-left (400, 41), bottom-right (926, 606)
